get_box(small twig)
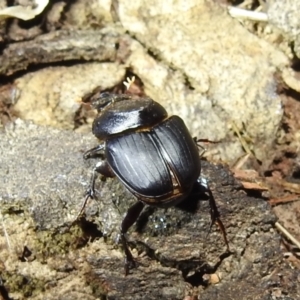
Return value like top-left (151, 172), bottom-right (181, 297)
top-left (275, 222), bottom-right (300, 250)
top-left (123, 76), bottom-right (136, 90)
top-left (231, 121), bottom-right (253, 157)
top-left (228, 7), bottom-right (268, 22)
top-left (281, 181), bottom-right (300, 194)
top-left (231, 153), bottom-right (251, 170)
top-left (0, 211), bottom-right (11, 252)
top-left (269, 195), bottom-right (300, 206)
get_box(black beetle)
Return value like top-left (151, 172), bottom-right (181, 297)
top-left (82, 92), bottom-right (228, 274)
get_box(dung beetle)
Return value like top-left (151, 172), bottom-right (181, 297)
top-left (82, 92), bottom-right (228, 274)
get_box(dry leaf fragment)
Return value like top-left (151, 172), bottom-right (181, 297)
top-left (0, 0), bottom-right (49, 21)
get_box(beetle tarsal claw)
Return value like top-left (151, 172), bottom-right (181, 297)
top-left (120, 234), bottom-right (137, 275)
top-left (74, 193), bottom-right (92, 221)
top-left (85, 187), bottom-right (95, 199)
top-left (124, 256), bottom-right (137, 276)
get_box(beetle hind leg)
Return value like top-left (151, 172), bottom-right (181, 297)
top-left (83, 143), bottom-right (105, 159)
top-left (206, 186), bottom-right (230, 252)
top-left (120, 201), bottom-right (145, 275)
top-left (197, 177), bottom-right (230, 252)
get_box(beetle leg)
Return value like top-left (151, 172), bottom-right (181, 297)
top-left (120, 201), bottom-right (145, 275)
top-left (86, 160), bottom-right (114, 198)
top-left (76, 160), bottom-right (114, 220)
top-left (193, 137), bottom-right (206, 157)
top-left (206, 187), bottom-right (230, 252)
top-left (83, 143), bottom-right (105, 159)
top-left (193, 138), bottom-right (220, 157)
top-left (197, 177), bottom-right (230, 252)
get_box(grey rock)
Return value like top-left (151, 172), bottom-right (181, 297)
top-left (0, 120), bottom-right (298, 299)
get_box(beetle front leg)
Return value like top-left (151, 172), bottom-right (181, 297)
top-left (76, 159), bottom-right (114, 220)
top-left (120, 201), bottom-right (145, 275)
top-left (197, 177), bottom-right (230, 252)
top-left (83, 142), bottom-right (113, 198)
top-left (87, 160), bottom-right (115, 198)
top-left (84, 143), bottom-right (105, 159)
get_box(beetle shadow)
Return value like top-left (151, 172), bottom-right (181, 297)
top-left (135, 183), bottom-right (209, 234)
top-left (176, 183), bottom-right (209, 212)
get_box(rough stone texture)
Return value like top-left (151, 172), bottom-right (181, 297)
top-left (295, 40), bottom-right (300, 61)
top-left (0, 121), bottom-right (299, 299)
top-left (66, 0), bottom-right (114, 28)
top-left (14, 62), bottom-right (126, 129)
top-left (1, 120), bottom-right (91, 229)
top-left (0, 0), bottom-right (6, 42)
top-left (267, 0), bottom-right (300, 61)
top-left (267, 0), bottom-right (300, 38)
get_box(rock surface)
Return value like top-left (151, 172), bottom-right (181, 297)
top-left (0, 0), bottom-right (300, 299)
top-left (0, 121), bottom-right (298, 299)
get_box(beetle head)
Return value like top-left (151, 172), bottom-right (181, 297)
top-left (90, 92), bottom-right (115, 112)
